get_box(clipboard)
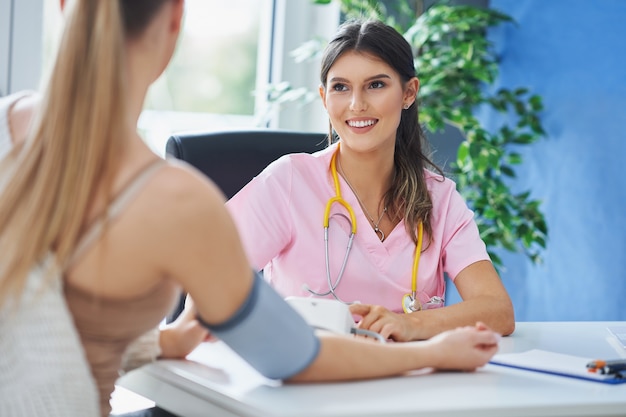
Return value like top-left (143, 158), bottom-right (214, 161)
top-left (489, 349), bottom-right (626, 385)
top-left (607, 326), bottom-right (626, 349)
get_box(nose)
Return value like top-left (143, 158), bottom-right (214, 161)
top-left (349, 91), bottom-right (367, 112)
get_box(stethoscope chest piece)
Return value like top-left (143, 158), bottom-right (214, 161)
top-left (402, 293), bottom-right (422, 313)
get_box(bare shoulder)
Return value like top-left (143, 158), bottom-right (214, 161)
top-left (136, 159), bottom-right (251, 295)
top-left (138, 159), bottom-right (245, 249)
top-left (147, 160), bottom-right (228, 220)
top-left (6, 92), bottom-right (40, 145)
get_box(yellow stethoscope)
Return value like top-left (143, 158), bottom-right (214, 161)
top-left (305, 144), bottom-right (444, 313)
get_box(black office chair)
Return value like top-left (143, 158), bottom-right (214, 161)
top-left (165, 129), bottom-right (328, 199)
top-left (164, 129), bottom-right (328, 322)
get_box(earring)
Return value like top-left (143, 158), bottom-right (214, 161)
top-left (403, 103), bottom-right (410, 110)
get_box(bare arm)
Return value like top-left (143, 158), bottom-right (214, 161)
top-left (291, 322), bottom-right (500, 382)
top-left (155, 165), bottom-right (255, 328)
top-left (351, 260), bottom-right (515, 341)
top-left (440, 260), bottom-right (515, 334)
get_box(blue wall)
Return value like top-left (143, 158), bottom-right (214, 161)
top-left (463, 0), bottom-right (626, 321)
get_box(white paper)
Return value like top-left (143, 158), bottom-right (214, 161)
top-left (607, 326), bottom-right (626, 349)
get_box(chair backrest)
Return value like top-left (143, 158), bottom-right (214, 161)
top-left (163, 129), bottom-right (328, 323)
top-left (165, 129), bottom-right (328, 199)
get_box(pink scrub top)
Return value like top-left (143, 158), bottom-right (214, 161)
top-left (226, 143), bottom-right (490, 313)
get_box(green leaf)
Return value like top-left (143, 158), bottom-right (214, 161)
top-left (507, 153), bottom-right (523, 165)
top-left (457, 141), bottom-right (469, 161)
top-left (529, 95), bottom-right (543, 111)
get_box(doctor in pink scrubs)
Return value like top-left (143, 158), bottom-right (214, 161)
top-left (227, 19), bottom-right (515, 342)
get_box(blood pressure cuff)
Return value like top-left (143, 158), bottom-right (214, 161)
top-left (196, 271), bottom-right (320, 380)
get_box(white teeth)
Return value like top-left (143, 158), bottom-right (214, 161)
top-left (348, 120), bottom-right (375, 128)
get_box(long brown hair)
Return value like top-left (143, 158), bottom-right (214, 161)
top-left (0, 0), bottom-right (169, 303)
top-left (320, 19), bottom-right (444, 245)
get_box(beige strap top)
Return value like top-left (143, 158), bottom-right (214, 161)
top-left (64, 159), bottom-right (182, 417)
top-left (68, 159), bottom-right (166, 266)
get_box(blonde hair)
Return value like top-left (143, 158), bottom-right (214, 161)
top-left (0, 0), bottom-right (126, 302)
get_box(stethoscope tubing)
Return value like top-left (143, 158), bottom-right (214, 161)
top-left (309, 147), bottom-right (357, 304)
top-left (307, 143), bottom-right (434, 310)
top-left (316, 226), bottom-right (354, 302)
top-left (410, 222), bottom-right (424, 300)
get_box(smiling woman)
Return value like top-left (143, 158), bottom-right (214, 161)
top-left (0, 6), bottom-right (504, 416)
top-left (226, 19), bottom-right (515, 342)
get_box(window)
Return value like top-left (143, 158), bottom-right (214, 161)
top-left (41, 0), bottom-right (267, 155)
top-left (20, 0), bottom-right (338, 155)
top-left (1, 0), bottom-right (44, 96)
top-left (139, 0), bottom-right (267, 154)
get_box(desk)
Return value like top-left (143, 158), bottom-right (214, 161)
top-left (117, 322), bottom-right (626, 417)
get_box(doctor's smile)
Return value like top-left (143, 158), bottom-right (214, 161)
top-left (346, 118), bottom-right (378, 129)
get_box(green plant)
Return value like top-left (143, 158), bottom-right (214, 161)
top-left (269, 0), bottom-right (548, 269)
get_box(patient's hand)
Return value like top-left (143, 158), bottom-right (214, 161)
top-left (426, 322), bottom-right (500, 371)
top-left (159, 296), bottom-right (213, 358)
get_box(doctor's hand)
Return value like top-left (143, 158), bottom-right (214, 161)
top-left (350, 303), bottom-right (416, 342)
top-left (422, 322), bottom-right (500, 371)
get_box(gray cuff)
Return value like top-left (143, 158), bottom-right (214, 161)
top-left (197, 272), bottom-right (320, 380)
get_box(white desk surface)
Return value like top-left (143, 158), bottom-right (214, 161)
top-left (117, 321), bottom-right (626, 417)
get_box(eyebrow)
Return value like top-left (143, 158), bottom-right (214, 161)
top-left (329, 73), bottom-right (392, 83)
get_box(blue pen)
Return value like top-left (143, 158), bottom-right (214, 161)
top-left (586, 359), bottom-right (626, 376)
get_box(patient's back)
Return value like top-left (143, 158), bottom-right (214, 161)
top-left (2, 93), bottom-right (237, 417)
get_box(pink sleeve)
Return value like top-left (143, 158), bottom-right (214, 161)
top-left (225, 156), bottom-right (294, 271)
top-left (438, 182), bottom-right (490, 280)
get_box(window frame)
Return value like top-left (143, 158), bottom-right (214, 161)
top-left (0, 0), bottom-right (44, 96)
top-left (1, 0), bottom-right (339, 134)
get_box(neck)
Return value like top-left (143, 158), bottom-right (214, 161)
top-left (124, 26), bottom-right (170, 136)
top-left (125, 60), bottom-right (152, 132)
top-left (337, 160), bottom-right (388, 241)
top-left (111, 55), bottom-right (154, 163)
top-left (336, 146), bottom-right (395, 204)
